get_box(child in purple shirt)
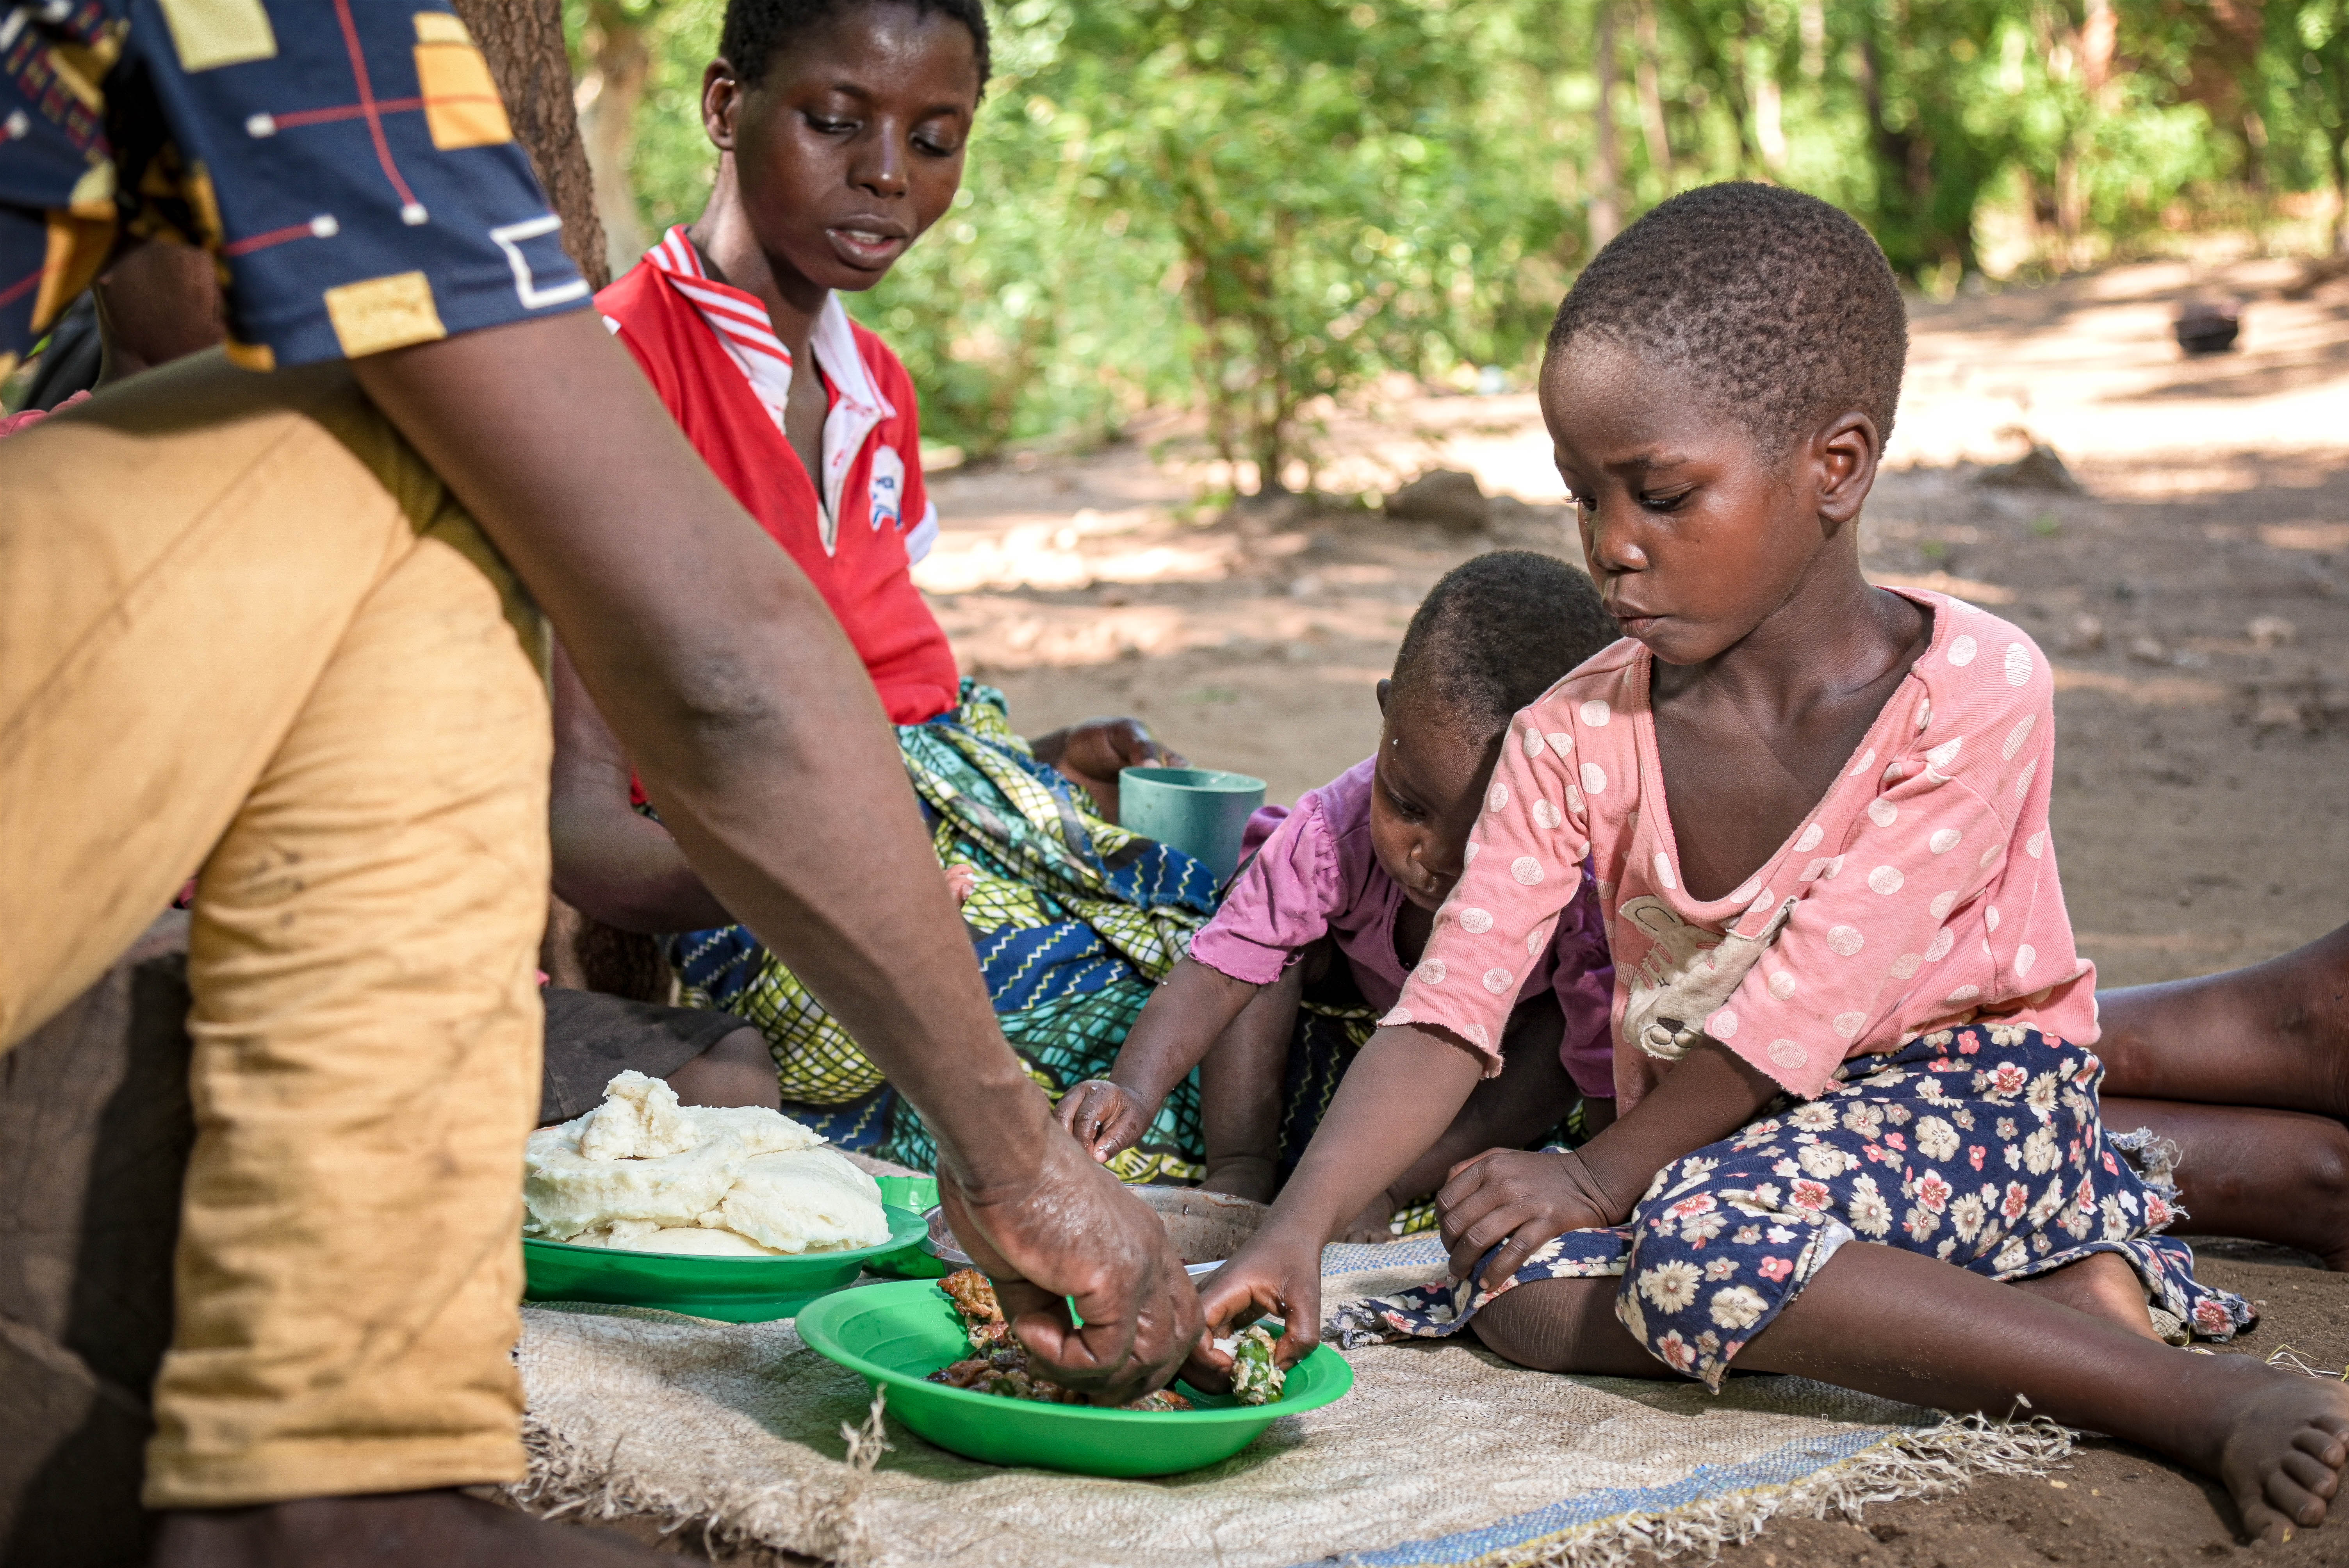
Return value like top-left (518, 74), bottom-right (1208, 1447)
top-left (1060, 552), bottom-right (1620, 1236)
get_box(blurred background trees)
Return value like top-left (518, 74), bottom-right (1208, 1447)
top-left (565, 0), bottom-right (2349, 486)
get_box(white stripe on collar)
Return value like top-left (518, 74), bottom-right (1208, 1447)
top-left (643, 226), bottom-right (895, 555)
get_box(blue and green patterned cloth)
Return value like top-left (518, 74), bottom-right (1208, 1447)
top-left (671, 681), bottom-right (1220, 1181)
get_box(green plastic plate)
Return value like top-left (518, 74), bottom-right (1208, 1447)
top-left (522, 1204), bottom-right (926, 1322)
top-left (796, 1278), bottom-right (1353, 1476)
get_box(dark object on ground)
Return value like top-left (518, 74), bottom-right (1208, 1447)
top-left (2174, 298), bottom-right (2241, 357)
top-left (538, 988), bottom-right (755, 1125)
top-left (0, 912), bottom-right (192, 1567)
top-left (1977, 444), bottom-right (2082, 495)
top-left (1385, 469), bottom-right (1490, 530)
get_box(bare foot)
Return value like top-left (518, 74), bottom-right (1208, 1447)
top-left (2205, 1359), bottom-right (2349, 1543)
top-left (666, 1025), bottom-right (781, 1111)
top-left (151, 1489), bottom-right (662, 1566)
top-left (1337, 1192), bottom-right (1398, 1244)
top-left (1199, 1153), bottom-right (1278, 1204)
top-left (2011, 1251), bottom-right (2162, 1340)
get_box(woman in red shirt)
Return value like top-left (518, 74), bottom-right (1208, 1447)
top-left (549, 0), bottom-right (1218, 1178)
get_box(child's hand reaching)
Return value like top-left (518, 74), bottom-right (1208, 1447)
top-left (1184, 1219), bottom-right (1324, 1392)
top-left (1057, 1078), bottom-right (1154, 1164)
top-left (1436, 1148), bottom-right (1619, 1291)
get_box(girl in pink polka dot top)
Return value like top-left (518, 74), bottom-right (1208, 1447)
top-left (1192, 185), bottom-right (2336, 1544)
top-left (1410, 587), bottom-right (2089, 1113)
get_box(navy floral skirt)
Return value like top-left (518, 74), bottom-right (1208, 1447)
top-left (1331, 1025), bottom-right (2254, 1391)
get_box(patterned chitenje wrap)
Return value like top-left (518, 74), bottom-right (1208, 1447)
top-left (673, 681), bottom-right (1219, 1182)
top-left (1334, 1023), bottom-right (2254, 1387)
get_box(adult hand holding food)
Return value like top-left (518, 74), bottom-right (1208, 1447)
top-left (939, 1127), bottom-right (1203, 1404)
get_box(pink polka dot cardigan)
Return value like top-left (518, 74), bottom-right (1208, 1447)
top-left (1386, 589), bottom-right (2098, 1109)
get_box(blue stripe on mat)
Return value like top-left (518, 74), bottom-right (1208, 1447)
top-left (1282, 1426), bottom-right (1899, 1568)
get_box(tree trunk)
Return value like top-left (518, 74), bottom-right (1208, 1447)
top-left (1752, 48), bottom-right (1786, 171)
top-left (1634, 0), bottom-right (1674, 184)
top-left (453, 0), bottom-right (611, 290)
top-left (1589, 2), bottom-right (1622, 251)
top-left (2330, 124), bottom-right (2349, 257)
top-left (462, 0), bottom-right (635, 998)
top-left (578, 0), bottom-right (653, 279)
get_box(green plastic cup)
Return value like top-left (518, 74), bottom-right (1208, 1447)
top-left (1117, 766), bottom-right (1267, 879)
top-left (869, 1177), bottom-right (950, 1278)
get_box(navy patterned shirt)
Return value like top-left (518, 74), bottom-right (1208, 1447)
top-left (1, 0), bottom-right (588, 374)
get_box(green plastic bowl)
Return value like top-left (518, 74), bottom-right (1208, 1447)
top-left (522, 1205), bottom-right (926, 1322)
top-left (796, 1278), bottom-right (1353, 1476)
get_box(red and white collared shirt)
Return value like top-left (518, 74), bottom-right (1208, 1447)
top-left (597, 227), bottom-right (955, 725)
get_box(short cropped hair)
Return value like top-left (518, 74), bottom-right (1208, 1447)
top-left (722, 0), bottom-right (991, 98)
top-left (1545, 183), bottom-right (1907, 452)
top-left (1390, 550), bottom-right (1619, 738)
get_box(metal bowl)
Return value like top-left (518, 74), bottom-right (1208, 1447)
top-left (921, 1183), bottom-right (1269, 1282)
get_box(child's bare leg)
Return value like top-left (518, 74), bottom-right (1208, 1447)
top-left (2009, 1251), bottom-right (2160, 1338)
top-left (2103, 1097), bottom-right (2349, 1270)
top-left (1342, 998), bottom-right (1577, 1241)
top-left (1476, 1252), bottom-right (2160, 1364)
top-left (1480, 1244), bottom-right (2349, 1539)
top-left (1198, 964), bottom-right (1305, 1203)
top-left (1737, 1243), bottom-right (2349, 1543)
top-left (2097, 920), bottom-right (2349, 1115)
top-left (1471, 1275), bottom-right (1672, 1376)
top-left (665, 1025), bottom-right (783, 1111)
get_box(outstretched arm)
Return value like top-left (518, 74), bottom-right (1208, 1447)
top-left (353, 311), bottom-right (1200, 1398)
top-left (1059, 958), bottom-right (1260, 1158)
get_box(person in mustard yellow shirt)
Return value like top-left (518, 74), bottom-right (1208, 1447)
top-left (0, 3), bottom-right (1199, 1562)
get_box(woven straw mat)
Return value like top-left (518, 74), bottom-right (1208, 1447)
top-left (510, 1236), bottom-right (2069, 1567)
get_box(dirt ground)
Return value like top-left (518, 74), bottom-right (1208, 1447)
top-left (583, 258), bottom-right (2349, 1562)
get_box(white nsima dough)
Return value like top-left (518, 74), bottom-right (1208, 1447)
top-left (522, 1079), bottom-right (883, 1252)
top-left (576, 1224), bottom-right (782, 1257)
top-left (524, 1118), bottom-right (747, 1240)
top-left (577, 1070), bottom-right (699, 1160)
top-left (718, 1148), bottom-right (890, 1254)
top-left (680, 1103), bottom-right (824, 1156)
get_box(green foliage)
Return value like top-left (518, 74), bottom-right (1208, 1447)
top-left (576, 0), bottom-right (2349, 476)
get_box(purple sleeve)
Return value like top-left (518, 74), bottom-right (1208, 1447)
top-left (1549, 868), bottom-right (1618, 1099)
top-left (1185, 793), bottom-right (1343, 985)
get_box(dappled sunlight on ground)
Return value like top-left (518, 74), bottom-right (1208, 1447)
top-left (921, 259), bottom-right (2349, 986)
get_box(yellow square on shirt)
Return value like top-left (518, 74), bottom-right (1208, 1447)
top-left (413, 14), bottom-right (513, 151)
top-left (323, 272), bottom-right (448, 358)
top-left (156, 0), bottom-right (278, 72)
